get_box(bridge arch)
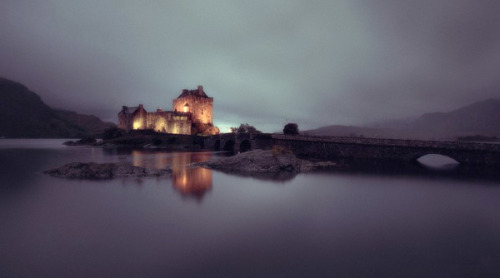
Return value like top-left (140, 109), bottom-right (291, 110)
top-left (415, 154), bottom-right (460, 169)
top-left (406, 151), bottom-right (462, 165)
top-left (223, 140), bottom-right (235, 153)
top-left (214, 140), bottom-right (221, 151)
top-left (204, 134), bottom-right (500, 165)
top-left (239, 139), bottom-right (251, 153)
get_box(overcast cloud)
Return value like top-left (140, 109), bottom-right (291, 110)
top-left (1, 0), bottom-right (500, 132)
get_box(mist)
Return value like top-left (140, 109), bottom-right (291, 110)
top-left (1, 0), bottom-right (500, 132)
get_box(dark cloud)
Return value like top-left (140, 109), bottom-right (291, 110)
top-left (1, 0), bottom-right (500, 132)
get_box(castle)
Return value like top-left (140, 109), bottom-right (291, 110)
top-left (118, 86), bottom-right (219, 135)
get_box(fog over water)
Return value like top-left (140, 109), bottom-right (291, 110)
top-left (1, 1), bottom-right (500, 132)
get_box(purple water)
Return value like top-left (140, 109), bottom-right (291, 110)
top-left (1, 139), bottom-right (499, 277)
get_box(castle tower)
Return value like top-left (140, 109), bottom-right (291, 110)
top-left (172, 85), bottom-right (213, 124)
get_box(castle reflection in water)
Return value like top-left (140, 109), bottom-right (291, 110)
top-left (130, 150), bottom-right (212, 200)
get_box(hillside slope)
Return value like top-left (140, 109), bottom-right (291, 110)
top-left (306, 98), bottom-right (500, 139)
top-left (412, 98), bottom-right (500, 137)
top-left (0, 77), bottom-right (114, 138)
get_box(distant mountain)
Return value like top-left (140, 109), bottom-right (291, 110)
top-left (367, 116), bottom-right (418, 130)
top-left (411, 98), bottom-right (500, 138)
top-left (304, 125), bottom-right (391, 138)
top-left (0, 77), bottom-right (115, 138)
top-left (305, 98), bottom-right (500, 140)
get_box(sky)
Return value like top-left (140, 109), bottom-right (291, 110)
top-left (1, 0), bottom-right (500, 132)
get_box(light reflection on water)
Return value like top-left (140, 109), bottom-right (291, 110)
top-left (130, 150), bottom-right (213, 200)
top-left (417, 154), bottom-right (459, 169)
top-left (1, 139), bottom-right (500, 277)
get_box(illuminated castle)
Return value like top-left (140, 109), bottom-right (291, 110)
top-left (118, 86), bottom-right (219, 135)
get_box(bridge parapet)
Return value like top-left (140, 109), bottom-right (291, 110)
top-left (204, 133), bottom-right (259, 153)
top-left (271, 134), bottom-right (500, 164)
top-left (204, 134), bottom-right (500, 164)
top-left (271, 135), bottom-right (500, 152)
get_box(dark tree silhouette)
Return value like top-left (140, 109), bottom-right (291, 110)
top-left (102, 127), bottom-right (126, 139)
top-left (283, 123), bottom-right (299, 135)
top-left (230, 123), bottom-right (261, 134)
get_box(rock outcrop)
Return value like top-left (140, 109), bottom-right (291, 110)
top-left (202, 149), bottom-right (336, 174)
top-left (63, 137), bottom-right (99, 146)
top-left (44, 162), bottom-right (171, 179)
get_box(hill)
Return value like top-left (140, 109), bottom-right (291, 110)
top-left (305, 98), bottom-right (500, 140)
top-left (304, 125), bottom-right (391, 138)
top-left (411, 98), bottom-right (500, 138)
top-left (0, 77), bottom-right (115, 138)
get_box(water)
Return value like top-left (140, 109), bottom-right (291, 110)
top-left (1, 139), bottom-right (500, 277)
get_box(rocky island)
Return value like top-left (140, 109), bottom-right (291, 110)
top-left (44, 148), bottom-right (337, 180)
top-left (44, 162), bottom-right (171, 179)
top-left (201, 149), bottom-right (337, 174)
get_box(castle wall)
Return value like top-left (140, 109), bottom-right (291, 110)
top-left (173, 95), bottom-right (213, 125)
top-left (118, 86), bottom-right (217, 135)
top-left (147, 112), bottom-right (191, 135)
top-left (118, 113), bottom-right (133, 131)
top-left (120, 109), bottom-right (191, 135)
top-left (132, 106), bottom-right (148, 130)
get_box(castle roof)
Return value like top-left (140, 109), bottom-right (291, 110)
top-left (123, 106), bottom-right (138, 114)
top-left (120, 106), bottom-right (142, 114)
top-left (177, 85), bottom-right (209, 99)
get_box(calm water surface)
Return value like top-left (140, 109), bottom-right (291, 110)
top-left (1, 139), bottom-right (500, 277)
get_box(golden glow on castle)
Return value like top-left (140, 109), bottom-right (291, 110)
top-left (118, 86), bottom-right (219, 135)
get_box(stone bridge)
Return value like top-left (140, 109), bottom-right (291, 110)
top-left (203, 133), bottom-right (270, 154)
top-left (204, 134), bottom-right (500, 165)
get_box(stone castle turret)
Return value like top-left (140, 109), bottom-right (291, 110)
top-left (172, 85), bottom-right (213, 125)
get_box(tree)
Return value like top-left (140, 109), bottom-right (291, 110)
top-left (102, 127), bottom-right (126, 139)
top-left (231, 123), bottom-right (261, 134)
top-left (283, 123), bottom-right (299, 135)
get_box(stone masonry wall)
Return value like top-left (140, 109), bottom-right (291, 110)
top-left (146, 112), bottom-right (191, 135)
top-left (118, 113), bottom-right (133, 131)
top-left (173, 95), bottom-right (213, 125)
top-left (270, 135), bottom-right (500, 164)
